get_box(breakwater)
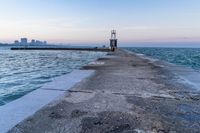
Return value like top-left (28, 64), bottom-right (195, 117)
top-left (10, 47), bottom-right (110, 52)
top-left (5, 49), bottom-right (200, 133)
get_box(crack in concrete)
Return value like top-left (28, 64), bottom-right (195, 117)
top-left (68, 90), bottom-right (93, 94)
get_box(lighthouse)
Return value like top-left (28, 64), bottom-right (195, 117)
top-left (110, 30), bottom-right (117, 51)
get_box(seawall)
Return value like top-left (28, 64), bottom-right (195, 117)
top-left (6, 49), bottom-right (200, 133)
top-left (10, 47), bottom-right (110, 52)
top-left (0, 70), bottom-right (95, 133)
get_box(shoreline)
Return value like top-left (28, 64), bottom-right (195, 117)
top-left (4, 49), bottom-right (200, 133)
top-left (0, 70), bottom-right (95, 133)
top-left (128, 50), bottom-right (200, 91)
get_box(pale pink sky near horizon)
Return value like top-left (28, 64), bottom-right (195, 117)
top-left (1, 0), bottom-right (200, 45)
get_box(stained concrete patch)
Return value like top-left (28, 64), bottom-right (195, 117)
top-left (126, 95), bottom-right (200, 132)
top-left (65, 92), bottom-right (96, 103)
top-left (71, 110), bottom-right (88, 118)
top-left (49, 111), bottom-right (63, 119)
top-left (80, 111), bottom-right (138, 133)
top-left (138, 92), bottom-right (174, 99)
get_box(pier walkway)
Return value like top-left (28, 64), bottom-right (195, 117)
top-left (9, 49), bottom-right (200, 133)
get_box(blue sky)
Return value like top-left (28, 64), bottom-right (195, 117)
top-left (0, 0), bottom-right (200, 46)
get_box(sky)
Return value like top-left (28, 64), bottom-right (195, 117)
top-left (0, 0), bottom-right (200, 46)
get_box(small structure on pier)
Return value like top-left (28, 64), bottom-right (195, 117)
top-left (110, 30), bottom-right (118, 51)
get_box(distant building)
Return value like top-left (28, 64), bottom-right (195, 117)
top-left (12, 38), bottom-right (47, 45)
top-left (14, 40), bottom-right (19, 45)
top-left (31, 39), bottom-right (36, 45)
top-left (43, 41), bottom-right (47, 45)
top-left (21, 38), bottom-right (28, 45)
top-left (36, 40), bottom-right (43, 45)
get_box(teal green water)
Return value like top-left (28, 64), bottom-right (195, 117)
top-left (0, 47), bottom-right (106, 106)
top-left (126, 47), bottom-right (200, 71)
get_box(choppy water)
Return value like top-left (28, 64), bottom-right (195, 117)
top-left (126, 47), bottom-right (200, 71)
top-left (0, 47), bottom-right (106, 106)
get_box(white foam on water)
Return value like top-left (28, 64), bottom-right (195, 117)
top-left (125, 49), bottom-right (159, 63)
top-left (135, 53), bottom-right (159, 63)
top-left (0, 70), bottom-right (94, 133)
top-left (170, 66), bottom-right (200, 90)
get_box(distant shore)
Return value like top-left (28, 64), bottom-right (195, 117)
top-left (6, 49), bottom-right (200, 133)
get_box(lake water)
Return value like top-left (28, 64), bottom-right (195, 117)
top-left (126, 47), bottom-right (200, 71)
top-left (0, 46), bottom-right (106, 106)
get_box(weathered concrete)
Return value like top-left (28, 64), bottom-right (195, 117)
top-left (0, 70), bottom-right (94, 133)
top-left (8, 49), bottom-right (200, 133)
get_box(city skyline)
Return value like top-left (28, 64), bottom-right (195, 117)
top-left (1, 0), bottom-right (200, 46)
top-left (13, 38), bottom-right (47, 45)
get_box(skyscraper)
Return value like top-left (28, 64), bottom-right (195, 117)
top-left (21, 38), bottom-right (28, 45)
top-left (14, 40), bottom-right (19, 45)
top-left (31, 39), bottom-right (36, 45)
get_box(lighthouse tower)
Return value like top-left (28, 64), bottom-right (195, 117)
top-left (110, 30), bottom-right (117, 51)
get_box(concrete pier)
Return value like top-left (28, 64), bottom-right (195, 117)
top-left (8, 49), bottom-right (200, 133)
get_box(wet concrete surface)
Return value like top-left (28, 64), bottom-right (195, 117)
top-left (9, 49), bottom-right (200, 133)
